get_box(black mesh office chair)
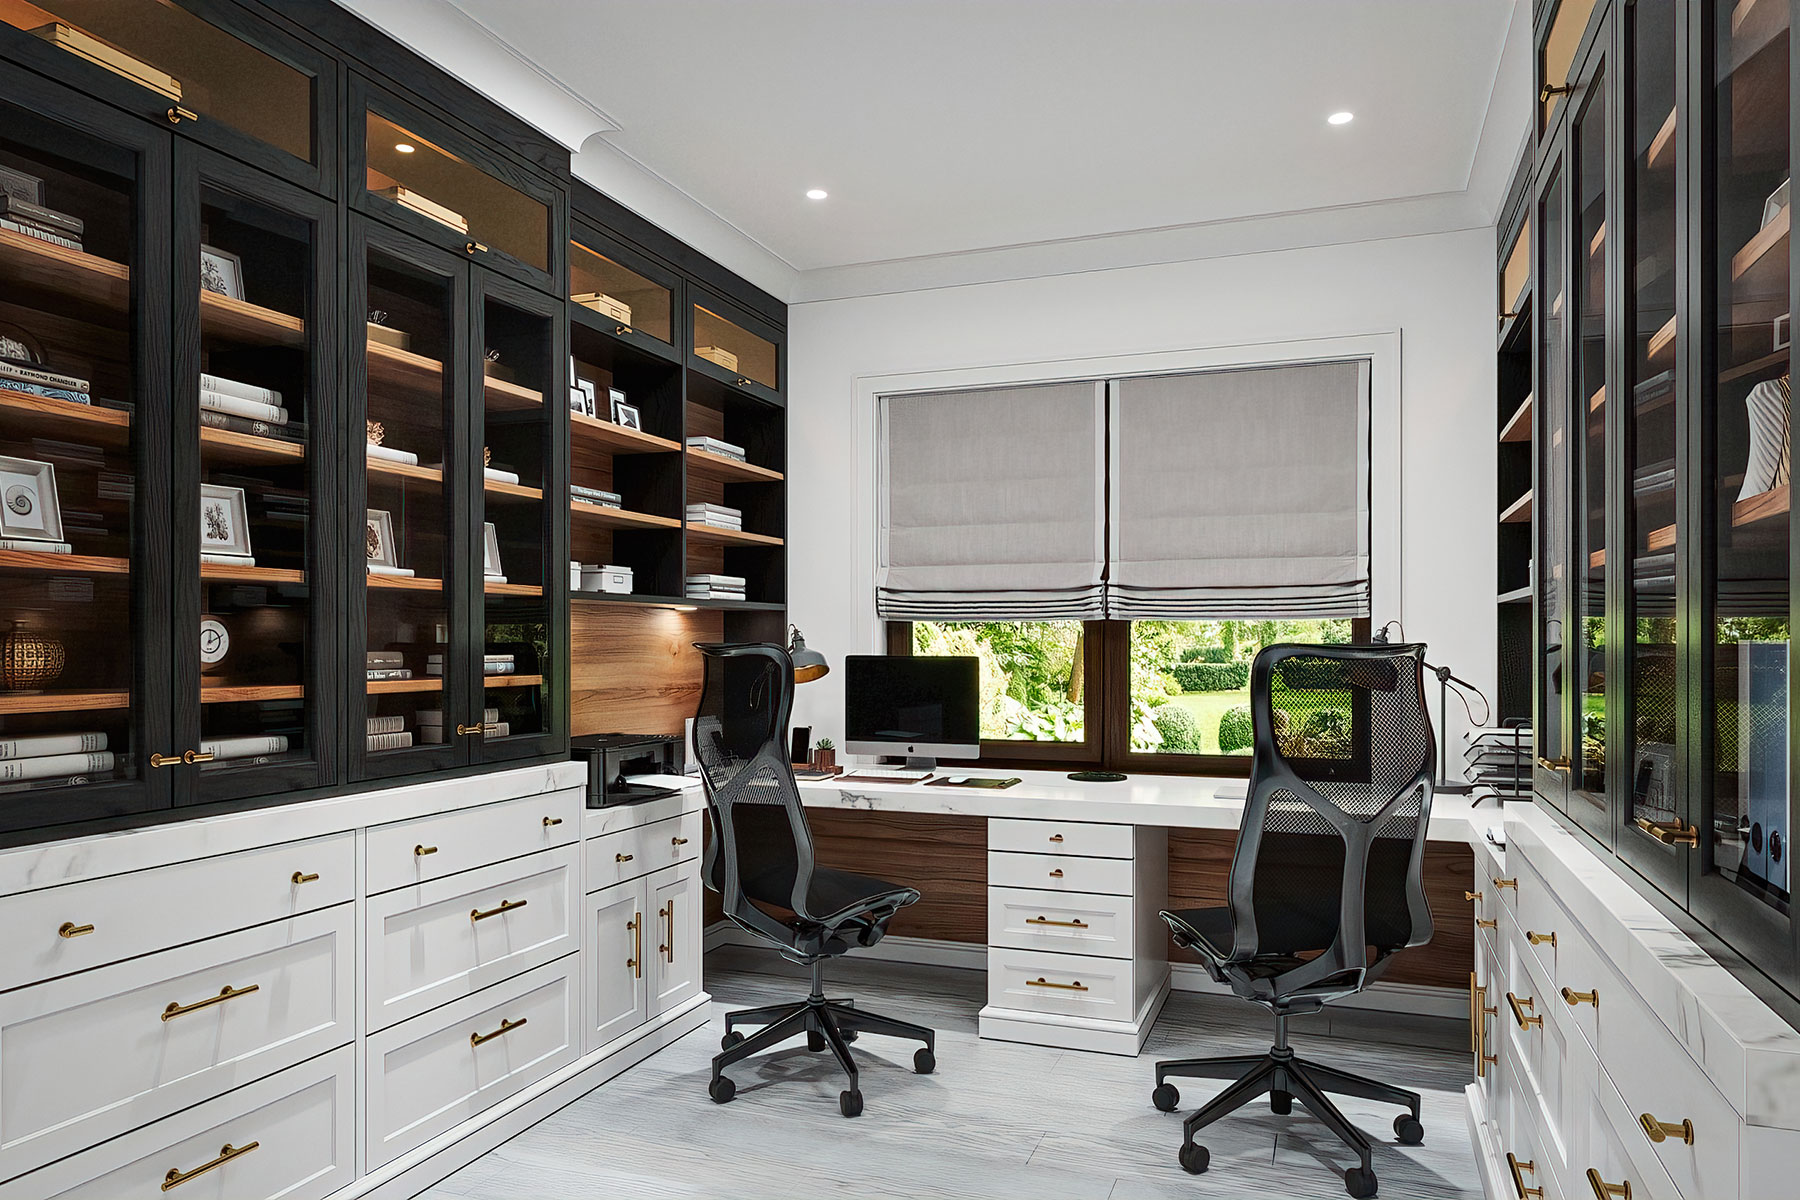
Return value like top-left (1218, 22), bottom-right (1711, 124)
top-left (693, 642), bottom-right (936, 1118)
top-left (1151, 642), bottom-right (1435, 1199)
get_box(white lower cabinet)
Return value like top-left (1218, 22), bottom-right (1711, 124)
top-left (585, 863), bottom-right (702, 1053)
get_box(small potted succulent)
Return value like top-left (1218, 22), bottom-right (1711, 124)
top-left (811, 737), bottom-right (837, 773)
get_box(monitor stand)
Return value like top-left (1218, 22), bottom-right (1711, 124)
top-left (900, 755), bottom-right (937, 773)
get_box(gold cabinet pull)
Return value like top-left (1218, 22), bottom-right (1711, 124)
top-left (614, 324), bottom-right (634, 336)
top-left (1527, 930), bottom-right (1558, 948)
top-left (542, 816), bottom-right (563, 827)
top-left (1507, 992), bottom-right (1541, 1030)
top-left (734, 377), bottom-right (754, 388)
top-left (671, 835), bottom-right (690, 846)
top-left (1562, 986), bottom-right (1598, 1008)
top-left (470, 1016), bottom-right (525, 1046)
top-left (183, 749), bottom-right (215, 764)
top-left (164, 105), bottom-right (198, 126)
top-left (1586, 1169), bottom-right (1631, 1200)
top-left (457, 723), bottom-right (483, 737)
top-left (627, 913), bottom-right (642, 978)
top-left (163, 983), bottom-right (259, 1021)
top-left (1026, 915), bottom-right (1089, 929)
top-left (1537, 756), bottom-right (1571, 771)
top-left (415, 844), bottom-right (438, 857)
top-left (1048, 833), bottom-right (1064, 843)
top-left (1026, 976), bottom-right (1088, 991)
top-left (464, 240), bottom-right (488, 255)
top-left (1477, 919), bottom-right (1499, 930)
top-left (1493, 877), bottom-right (1518, 891)
top-left (1464, 890), bottom-right (1483, 902)
top-left (1638, 1112), bottom-right (1694, 1145)
top-left (1476, 983), bottom-right (1497, 1076)
top-left (150, 752), bottom-right (181, 768)
top-left (659, 901), bottom-right (675, 963)
top-left (1635, 816), bottom-right (1699, 847)
top-left (616, 852), bottom-right (634, 862)
top-left (1048, 869), bottom-right (1064, 878)
top-left (470, 898), bottom-right (527, 923)
top-left (291, 871), bottom-right (319, 885)
top-left (1541, 82), bottom-right (1576, 102)
top-left (1507, 1153), bottom-right (1543, 1199)
top-left (58, 921), bottom-right (95, 938)
top-left (162, 1141), bottom-right (257, 1191)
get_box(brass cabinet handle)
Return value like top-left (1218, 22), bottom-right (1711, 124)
top-left (1541, 82), bottom-right (1576, 102)
top-left (150, 752), bottom-right (181, 768)
top-left (1638, 1112), bottom-right (1694, 1145)
top-left (415, 844), bottom-right (438, 857)
top-left (183, 749), bottom-right (215, 764)
top-left (1027, 915), bottom-right (1089, 928)
top-left (1586, 1169), bottom-right (1631, 1200)
top-left (1635, 816), bottom-right (1699, 847)
top-left (163, 983), bottom-right (260, 1021)
top-left (1474, 980), bottom-right (1497, 1076)
top-left (1507, 992), bottom-right (1541, 1030)
top-left (1464, 890), bottom-right (1484, 902)
top-left (457, 723), bottom-right (483, 737)
top-left (1527, 930), bottom-right (1558, 948)
top-left (470, 898), bottom-right (527, 923)
top-left (734, 377), bottom-right (754, 388)
top-left (1048, 833), bottom-right (1065, 843)
top-left (627, 913), bottom-right (642, 978)
top-left (1026, 976), bottom-right (1088, 991)
top-left (291, 871), bottom-right (319, 885)
top-left (58, 921), bottom-right (95, 938)
top-left (1048, 869), bottom-right (1064, 878)
top-left (1537, 756), bottom-right (1571, 771)
top-left (1499, 311), bottom-right (1521, 323)
top-left (659, 900), bottom-right (675, 963)
top-left (616, 852), bottom-right (634, 862)
top-left (469, 1016), bottom-right (525, 1047)
top-left (1561, 986), bottom-right (1598, 1008)
top-left (542, 816), bottom-right (563, 828)
top-left (1494, 877), bottom-right (1518, 891)
top-left (162, 1141), bottom-right (256, 1191)
top-left (1477, 919), bottom-right (1499, 930)
top-left (464, 240), bottom-right (488, 255)
top-left (614, 324), bottom-right (634, 336)
top-left (1507, 1153), bottom-right (1543, 1199)
top-left (165, 105), bottom-right (198, 126)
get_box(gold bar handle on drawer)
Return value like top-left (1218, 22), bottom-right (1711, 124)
top-left (1527, 930), bottom-right (1557, 947)
top-left (58, 921), bottom-right (94, 938)
top-left (1477, 985), bottom-right (1497, 1076)
top-left (150, 752), bottom-right (181, 768)
top-left (1507, 992), bottom-right (1541, 1030)
top-left (1493, 877), bottom-right (1518, 890)
top-left (1477, 919), bottom-right (1498, 930)
top-left (183, 749), bottom-right (214, 764)
top-left (470, 898), bottom-right (527, 923)
top-left (291, 871), bottom-right (319, 885)
top-left (1464, 890), bottom-right (1483, 902)
top-left (542, 816), bottom-right (563, 827)
top-left (1506, 1153), bottom-right (1542, 1199)
top-left (660, 901), bottom-right (674, 963)
top-left (614, 324), bottom-right (633, 336)
top-left (1586, 1169), bottom-right (1631, 1200)
top-left (1562, 985), bottom-right (1598, 1008)
top-left (464, 240), bottom-right (488, 255)
top-left (162, 983), bottom-right (259, 1021)
top-left (1048, 833), bottom-right (1064, 842)
top-left (1027, 915), bottom-right (1089, 929)
top-left (415, 844), bottom-right (438, 856)
top-left (162, 1141), bottom-right (257, 1191)
top-left (627, 913), bottom-right (641, 977)
top-left (165, 105), bottom-right (199, 126)
top-left (1635, 815), bottom-right (1699, 847)
top-left (1026, 976), bottom-right (1088, 991)
top-left (1048, 869), bottom-right (1064, 878)
top-left (470, 1016), bottom-right (525, 1047)
top-left (1638, 1113), bottom-right (1694, 1145)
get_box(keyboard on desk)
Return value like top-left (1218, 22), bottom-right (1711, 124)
top-left (841, 768), bottom-right (934, 783)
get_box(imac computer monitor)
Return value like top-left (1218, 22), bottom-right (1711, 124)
top-left (843, 655), bottom-right (980, 769)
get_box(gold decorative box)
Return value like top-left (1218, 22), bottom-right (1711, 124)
top-left (696, 345), bottom-right (739, 372)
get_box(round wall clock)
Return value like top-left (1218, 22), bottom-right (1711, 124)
top-left (199, 614), bottom-right (230, 674)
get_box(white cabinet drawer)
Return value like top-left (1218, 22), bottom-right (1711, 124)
top-left (1501, 925), bottom-right (1571, 1174)
top-left (0, 904), bottom-right (354, 1180)
top-left (366, 791), bottom-right (582, 895)
top-left (0, 1045), bottom-right (354, 1200)
top-left (1514, 856), bottom-right (1563, 983)
top-left (1575, 1055), bottom-right (1679, 1200)
top-left (989, 850), bottom-right (1133, 895)
top-left (2, 833), bottom-right (353, 992)
top-left (988, 887), bottom-right (1136, 959)
top-left (366, 845), bottom-right (579, 1032)
top-left (584, 810), bottom-right (703, 894)
top-left (989, 818), bottom-right (1134, 859)
top-left (987, 946), bottom-right (1136, 1020)
top-left (365, 956), bottom-right (579, 1169)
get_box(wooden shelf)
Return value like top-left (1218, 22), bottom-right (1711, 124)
top-left (571, 592), bottom-right (785, 612)
top-left (1721, 349), bottom-right (1789, 385)
top-left (484, 581), bottom-right (543, 597)
top-left (1500, 394), bottom-right (1533, 443)
top-left (1648, 316), bottom-right (1677, 363)
top-left (0, 549), bottom-right (128, 575)
top-left (201, 684), bottom-right (305, 704)
top-left (0, 690), bottom-right (129, 715)
top-left (201, 427), bottom-right (304, 466)
top-left (0, 227), bottom-right (128, 322)
top-left (368, 677), bottom-right (442, 695)
top-left (200, 562), bottom-right (304, 584)
top-left (485, 478), bottom-right (543, 502)
top-left (686, 449), bottom-right (784, 484)
top-left (367, 341), bottom-right (444, 398)
top-left (570, 502), bottom-right (681, 532)
top-left (570, 411), bottom-right (680, 456)
top-left (1734, 485), bottom-right (1790, 529)
top-left (1499, 491), bottom-right (1534, 525)
top-left (1589, 222), bottom-right (1606, 258)
top-left (0, 390), bottom-right (130, 446)
top-left (1588, 383), bottom-right (1607, 413)
top-left (484, 375), bottom-right (543, 412)
top-left (367, 573), bottom-right (442, 592)
top-left (1646, 107), bottom-right (1676, 170)
top-left (200, 292), bottom-right (305, 348)
top-left (1498, 586), bottom-right (1533, 604)
top-left (367, 457), bottom-right (444, 488)
top-left (685, 522), bottom-right (784, 547)
top-left (483, 673), bottom-right (545, 690)
top-left (1731, 205), bottom-right (1788, 297)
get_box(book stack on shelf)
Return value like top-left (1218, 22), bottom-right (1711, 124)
top-left (367, 713), bottom-right (411, 752)
top-left (686, 435), bottom-right (746, 463)
top-left (1, 356), bottom-right (93, 408)
top-left (0, 732), bottom-right (113, 793)
top-left (366, 650), bottom-right (411, 682)
top-left (425, 652), bottom-right (515, 677)
top-left (0, 194), bottom-right (82, 252)
top-left (196, 734), bottom-right (288, 765)
top-left (417, 707), bottom-right (504, 745)
top-left (686, 573), bottom-right (745, 601)
top-left (201, 373), bottom-right (299, 443)
top-left (571, 485), bottom-right (622, 509)
top-left (687, 502), bottom-right (741, 531)
top-left (373, 185), bottom-right (467, 234)
top-left (366, 421), bottom-right (417, 467)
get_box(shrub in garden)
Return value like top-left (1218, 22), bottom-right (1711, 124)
top-left (1151, 703), bottom-right (1204, 753)
top-left (1218, 705), bottom-right (1254, 753)
top-left (1172, 661), bottom-right (1250, 692)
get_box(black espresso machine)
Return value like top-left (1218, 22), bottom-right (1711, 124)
top-left (571, 733), bottom-right (684, 807)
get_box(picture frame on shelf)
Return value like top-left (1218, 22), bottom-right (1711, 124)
top-left (199, 244), bottom-right (245, 301)
top-left (0, 166), bottom-right (44, 207)
top-left (483, 521), bottom-right (503, 579)
top-left (366, 509), bottom-right (398, 568)
top-left (199, 484), bottom-right (252, 558)
top-left (0, 455), bottom-right (62, 543)
top-left (613, 398), bottom-right (642, 430)
top-left (571, 378), bottom-right (597, 419)
top-left (0, 321), bottom-right (45, 367)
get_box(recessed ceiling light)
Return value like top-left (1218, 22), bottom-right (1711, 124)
top-left (1327, 111), bottom-right (1354, 126)
top-left (395, 142), bottom-right (416, 153)
top-left (806, 188), bottom-right (828, 200)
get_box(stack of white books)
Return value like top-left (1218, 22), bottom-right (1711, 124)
top-left (425, 653), bottom-right (516, 677)
top-left (201, 374), bottom-right (297, 442)
top-left (0, 731), bottom-right (113, 791)
top-left (366, 650), bottom-right (412, 682)
top-left (367, 714), bottom-right (412, 752)
top-left (686, 435), bottom-right (746, 462)
top-left (687, 502), bottom-right (741, 530)
top-left (418, 707), bottom-right (501, 745)
top-left (686, 573), bottom-right (747, 601)
top-left (367, 441), bottom-right (418, 466)
top-left (571, 485), bottom-right (623, 508)
top-left (0, 357), bottom-right (90, 407)
top-left (196, 734), bottom-right (289, 763)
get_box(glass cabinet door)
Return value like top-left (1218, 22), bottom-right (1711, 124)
top-left (570, 228), bottom-right (677, 361)
top-left (351, 219), bottom-right (466, 780)
top-left (171, 145), bottom-right (337, 804)
top-left (1694, 0), bottom-right (1794, 944)
top-left (1538, 0), bottom-right (1601, 138)
top-left (0, 71), bottom-right (169, 836)
top-left (1536, 156), bottom-right (1573, 810)
top-left (690, 290), bottom-right (781, 407)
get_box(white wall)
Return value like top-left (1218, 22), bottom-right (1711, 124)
top-left (785, 226), bottom-right (1499, 757)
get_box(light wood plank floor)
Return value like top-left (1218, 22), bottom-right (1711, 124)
top-left (421, 947), bottom-right (1481, 1199)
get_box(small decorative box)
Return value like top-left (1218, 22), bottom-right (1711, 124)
top-left (573, 292), bottom-right (632, 323)
top-left (696, 345), bottom-right (739, 372)
top-left (581, 564), bottom-right (633, 594)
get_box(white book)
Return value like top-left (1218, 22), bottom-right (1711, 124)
top-left (366, 731), bottom-right (414, 752)
top-left (686, 574), bottom-right (747, 586)
top-left (483, 467), bottom-right (521, 485)
top-left (0, 731), bottom-right (107, 760)
top-left (427, 653), bottom-right (513, 664)
top-left (484, 722), bottom-right (510, 738)
top-left (201, 373), bottom-right (282, 405)
top-left (367, 715), bottom-right (405, 734)
top-left (415, 707), bottom-right (497, 727)
top-left (0, 539), bottom-right (72, 554)
top-left (366, 444), bottom-right (419, 465)
top-left (200, 552), bottom-right (256, 567)
top-left (0, 360), bottom-right (88, 393)
top-left (199, 735), bottom-right (289, 758)
top-left (200, 390), bottom-right (288, 425)
top-left (0, 751), bottom-right (115, 782)
top-left (0, 218), bottom-right (79, 250)
top-left (484, 574), bottom-right (508, 585)
top-left (366, 564), bottom-right (416, 577)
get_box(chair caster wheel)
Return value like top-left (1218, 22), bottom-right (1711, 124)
top-left (1151, 1083), bottom-right (1180, 1112)
top-left (720, 1031), bottom-right (744, 1050)
top-left (1394, 1114), bottom-right (1424, 1145)
top-left (1345, 1165), bottom-right (1378, 1198)
top-left (708, 1076), bottom-right (736, 1105)
top-left (808, 1030), bottom-right (826, 1052)
top-left (842, 1029), bottom-right (858, 1042)
top-left (914, 1047), bottom-right (936, 1075)
top-left (1271, 1089), bottom-right (1292, 1115)
top-left (839, 1088), bottom-right (863, 1118)
top-left (1178, 1142), bottom-right (1209, 1174)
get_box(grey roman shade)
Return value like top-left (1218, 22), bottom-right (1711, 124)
top-left (878, 381), bottom-right (1106, 620)
top-left (1107, 361), bottom-right (1371, 620)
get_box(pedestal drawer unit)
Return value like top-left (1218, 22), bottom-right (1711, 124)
top-left (0, 1045), bottom-right (355, 1200)
top-left (583, 808), bottom-right (703, 894)
top-left (0, 903), bottom-right (354, 1180)
top-left (365, 791), bottom-right (583, 894)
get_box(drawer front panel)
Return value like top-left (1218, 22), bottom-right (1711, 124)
top-left (1577, 1062), bottom-right (1679, 1200)
top-left (0, 1045), bottom-right (355, 1200)
top-left (988, 818), bottom-right (1134, 859)
top-left (366, 845), bottom-right (579, 1031)
top-left (584, 810), bottom-right (703, 894)
top-left (366, 791), bottom-right (582, 894)
top-left (987, 946), bottom-right (1135, 1019)
top-left (4, 833), bottom-right (354, 992)
top-left (365, 956), bottom-right (579, 1168)
top-left (1501, 925), bottom-right (1570, 1173)
top-left (0, 904), bottom-right (353, 1180)
top-left (988, 850), bottom-right (1133, 896)
top-left (1514, 856), bottom-right (1562, 981)
top-left (988, 887), bottom-right (1136, 958)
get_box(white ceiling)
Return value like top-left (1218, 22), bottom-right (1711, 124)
top-left (443, 0), bottom-right (1516, 277)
